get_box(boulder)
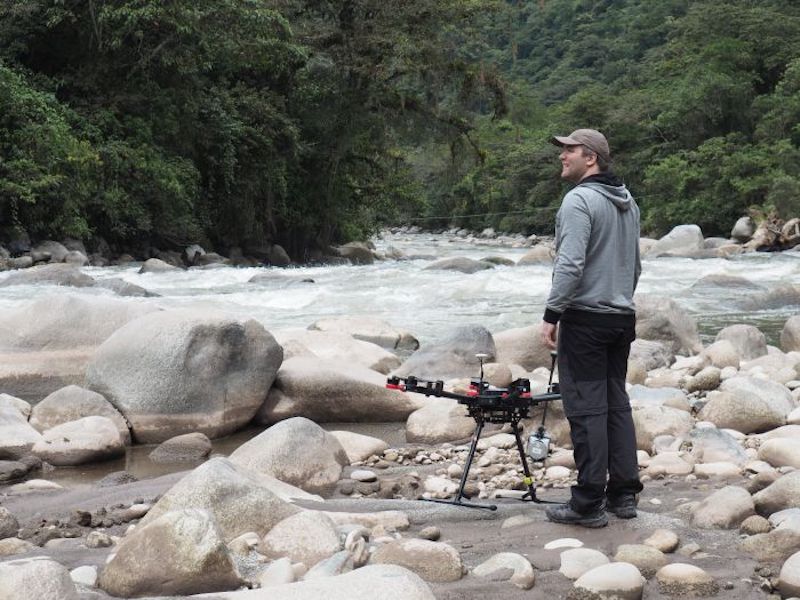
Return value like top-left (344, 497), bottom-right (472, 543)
top-left (613, 545), bottom-right (667, 579)
top-left (655, 563), bottom-right (719, 596)
top-left (229, 417), bottom-right (348, 494)
top-left (262, 511), bottom-right (342, 566)
top-left (32, 416), bottom-right (124, 466)
top-left (472, 552), bottom-right (535, 589)
top-left (699, 339), bottom-right (740, 369)
top-left (0, 294), bottom-right (158, 401)
top-left (95, 277), bottom-right (153, 297)
top-left (758, 438), bottom-right (800, 469)
top-left (689, 427), bottom-right (748, 465)
top-left (645, 452), bottom-right (694, 477)
top-left (690, 486), bottom-right (755, 529)
top-left (635, 295), bottom-right (702, 355)
top-left (308, 316), bottom-right (418, 351)
top-left (370, 539), bottom-right (463, 582)
top-left (0, 263), bottom-right (93, 287)
top-left (255, 357), bottom-right (422, 424)
top-left (329, 431), bottom-right (389, 463)
top-left (559, 548), bottom-right (610, 580)
top-left (393, 324), bottom-right (496, 380)
top-left (406, 398), bottom-right (474, 444)
top-left (629, 339), bottom-right (674, 371)
top-left (753, 471), bottom-right (800, 516)
top-left (781, 315), bottom-right (800, 353)
top-left (632, 405), bottom-right (694, 452)
top-left (337, 242), bottom-right (375, 265)
top-left (516, 245), bottom-right (554, 265)
top-left (779, 550), bottom-right (800, 598)
top-left (138, 457), bottom-right (303, 540)
top-left (149, 432), bottom-right (213, 463)
top-left (0, 556), bottom-right (79, 600)
top-left (628, 385), bottom-right (688, 410)
top-left (715, 324), bottom-right (767, 360)
top-left (0, 393), bottom-right (31, 419)
top-left (731, 216), bottom-right (755, 241)
top-left (86, 309), bottom-right (283, 443)
top-left (739, 528), bottom-right (800, 563)
top-left (98, 508), bottom-right (242, 597)
top-left (648, 224), bottom-right (704, 257)
top-left (717, 376), bottom-right (795, 427)
top-left (0, 405), bottom-right (44, 459)
top-left (30, 385), bottom-right (131, 445)
top-left (494, 324), bottom-right (553, 370)
top-left (138, 257), bottom-right (180, 273)
top-left (0, 507), bottom-right (19, 540)
top-left (273, 330), bottom-right (400, 374)
top-left (423, 256), bottom-right (494, 274)
top-left (573, 562), bottom-right (645, 600)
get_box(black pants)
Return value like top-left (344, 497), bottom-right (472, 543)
top-left (557, 318), bottom-right (643, 514)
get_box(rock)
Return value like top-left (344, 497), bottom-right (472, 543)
top-left (423, 256), bottom-right (494, 273)
top-left (689, 427), bottom-right (748, 465)
top-left (138, 257), bottom-right (180, 273)
top-left (337, 242), bottom-right (375, 265)
top-left (31, 416), bottom-right (124, 466)
top-left (731, 216), bottom-right (755, 241)
top-left (207, 564), bottom-right (436, 599)
top-left (0, 405), bottom-right (43, 459)
top-left (392, 324), bottom-right (496, 381)
top-left (782, 316), bottom-right (800, 352)
top-left (258, 557), bottom-right (295, 587)
top-left (0, 393), bottom-right (31, 418)
top-left (230, 417), bottom-right (348, 494)
top-left (472, 552), bottom-right (535, 589)
top-left (691, 485), bottom-right (754, 529)
top-left (0, 537), bottom-right (35, 556)
top-left (330, 431), bottom-right (389, 464)
top-left (545, 538), bottom-right (584, 550)
top-left (0, 294), bottom-right (158, 401)
top-left (95, 277), bottom-right (153, 297)
top-left (645, 452), bottom-right (694, 477)
top-left (406, 398), bottom-right (474, 444)
top-left (754, 471), bottom-right (800, 516)
top-left (559, 548), bottom-right (610, 580)
top-left (643, 529), bottom-right (679, 553)
top-left (614, 544), bottom-right (667, 578)
top-left (739, 528), bottom-right (800, 562)
top-left (350, 469), bottom-right (377, 482)
top-left (138, 457), bottom-right (303, 540)
top-left (98, 508), bottom-right (241, 597)
top-left (96, 470), bottom-right (138, 487)
top-left (716, 324), bottom-right (767, 360)
top-left (700, 340), bottom-right (740, 369)
top-left (149, 432), bottom-right (213, 463)
top-left (779, 550), bottom-right (800, 598)
top-left (30, 385), bottom-right (131, 445)
top-left (648, 224), bottom-right (704, 257)
top-left (418, 526), bottom-right (441, 541)
top-left (632, 405), bottom-right (694, 452)
top-left (256, 357), bottom-right (422, 425)
top-left (629, 339), bottom-right (674, 371)
top-left (635, 294), bottom-right (702, 355)
top-left (494, 324), bottom-right (553, 370)
top-left (573, 562), bottom-right (645, 600)
top-left (370, 539), bottom-right (463, 582)
top-left (712, 376), bottom-right (795, 431)
top-left (694, 462), bottom-right (741, 479)
top-left (86, 531), bottom-right (114, 548)
top-left (0, 263), bottom-right (93, 287)
top-left (303, 550), bottom-right (354, 579)
top-left (684, 366), bottom-right (721, 393)
top-left (70, 565), bottom-right (98, 587)
top-left (517, 245), bottom-right (554, 265)
top-left (262, 511), bottom-right (342, 566)
top-left (655, 563), bottom-right (719, 596)
top-left (0, 556), bottom-right (79, 600)
top-left (86, 309), bottom-right (283, 442)
top-left (740, 515), bottom-right (772, 535)
top-left (7, 479), bottom-right (62, 493)
top-left (759, 438), bottom-right (800, 469)
top-left (308, 317), bottom-right (418, 351)
top-left (0, 507), bottom-right (19, 540)
top-left (628, 385), bottom-right (688, 410)
top-left (273, 330), bottom-right (401, 374)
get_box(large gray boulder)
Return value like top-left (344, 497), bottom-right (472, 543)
top-left (632, 405), bottom-right (694, 452)
top-left (370, 539), bottom-right (464, 582)
top-left (86, 309), bottom-right (283, 443)
top-left (0, 405), bottom-right (43, 459)
top-left (255, 357), bottom-right (423, 425)
top-left (393, 325), bottom-right (496, 380)
top-left (406, 398), bottom-right (474, 444)
top-left (753, 471), bottom-right (800, 516)
top-left (731, 216), bottom-right (755, 241)
top-left (715, 324), bottom-right (767, 360)
top-left (0, 294), bottom-right (158, 401)
top-left (689, 427), bottom-right (748, 465)
top-left (494, 324), bottom-right (553, 370)
top-left (0, 263), bottom-right (93, 287)
top-left (635, 295), bottom-right (702, 355)
top-left (262, 511), bottom-right (342, 566)
top-left (699, 390), bottom-right (787, 434)
top-left (690, 486), bottom-right (755, 529)
top-left (423, 257), bottom-right (494, 274)
top-left (781, 315), bottom-right (800, 352)
top-left (30, 385), bottom-right (130, 444)
top-left (138, 457), bottom-right (304, 540)
top-left (229, 417), bottom-right (348, 494)
top-left (629, 339), bottom-right (674, 371)
top-left (98, 509), bottom-right (242, 597)
top-left (273, 330), bottom-right (400, 374)
top-left (647, 224), bottom-right (704, 257)
top-left (32, 416), bottom-right (124, 466)
top-left (0, 556), bottom-right (79, 600)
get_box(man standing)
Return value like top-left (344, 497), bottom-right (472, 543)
top-left (541, 129), bottom-right (643, 528)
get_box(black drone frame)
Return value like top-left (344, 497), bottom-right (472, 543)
top-left (387, 353), bottom-right (562, 511)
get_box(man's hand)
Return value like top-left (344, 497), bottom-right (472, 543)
top-left (541, 321), bottom-right (558, 350)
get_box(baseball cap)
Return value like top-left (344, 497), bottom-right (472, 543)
top-left (550, 129), bottom-right (611, 163)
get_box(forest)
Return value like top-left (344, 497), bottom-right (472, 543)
top-left (2, 0), bottom-right (800, 258)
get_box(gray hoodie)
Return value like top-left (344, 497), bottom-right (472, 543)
top-left (544, 179), bottom-right (641, 323)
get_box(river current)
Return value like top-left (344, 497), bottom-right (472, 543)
top-left (1, 231), bottom-right (800, 347)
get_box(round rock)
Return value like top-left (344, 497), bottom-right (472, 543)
top-left (149, 432), bottom-right (213, 463)
top-left (472, 552), bottom-right (535, 589)
top-left (643, 529), bottom-right (680, 553)
top-left (613, 544), bottom-right (667, 579)
top-left (559, 548), bottom-right (610, 580)
top-left (370, 538), bottom-right (463, 582)
top-left (656, 563), bottom-right (719, 596)
top-left (573, 562), bottom-right (645, 600)
top-left (779, 550), bottom-right (800, 598)
top-left (0, 556), bottom-right (79, 600)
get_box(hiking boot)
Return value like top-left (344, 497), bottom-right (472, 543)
top-left (606, 495), bottom-right (637, 519)
top-left (545, 503), bottom-right (608, 528)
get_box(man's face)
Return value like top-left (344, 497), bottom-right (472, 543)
top-left (559, 144), bottom-right (593, 183)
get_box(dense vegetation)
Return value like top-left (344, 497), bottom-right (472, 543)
top-left (3, 0), bottom-right (800, 257)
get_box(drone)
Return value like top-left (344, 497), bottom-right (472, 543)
top-left (386, 352), bottom-right (561, 510)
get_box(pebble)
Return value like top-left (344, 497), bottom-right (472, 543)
top-left (85, 531), bottom-right (113, 548)
top-left (649, 498), bottom-right (662, 505)
top-left (740, 515), bottom-right (772, 535)
top-left (545, 466), bottom-right (571, 480)
top-left (418, 526), bottom-right (441, 541)
top-left (545, 538), bottom-right (583, 550)
top-left (677, 542), bottom-right (701, 557)
top-left (70, 565), bottom-right (98, 587)
top-left (643, 529), bottom-right (680, 553)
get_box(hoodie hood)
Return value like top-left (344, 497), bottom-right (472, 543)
top-left (577, 172), bottom-right (632, 211)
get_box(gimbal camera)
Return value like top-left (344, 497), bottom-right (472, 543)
top-left (386, 352), bottom-right (561, 510)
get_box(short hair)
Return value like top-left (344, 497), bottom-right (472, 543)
top-left (581, 146), bottom-right (610, 172)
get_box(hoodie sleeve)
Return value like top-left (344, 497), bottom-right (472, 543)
top-left (543, 191), bottom-right (592, 324)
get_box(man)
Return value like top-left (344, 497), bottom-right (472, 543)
top-left (541, 128), bottom-right (643, 528)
